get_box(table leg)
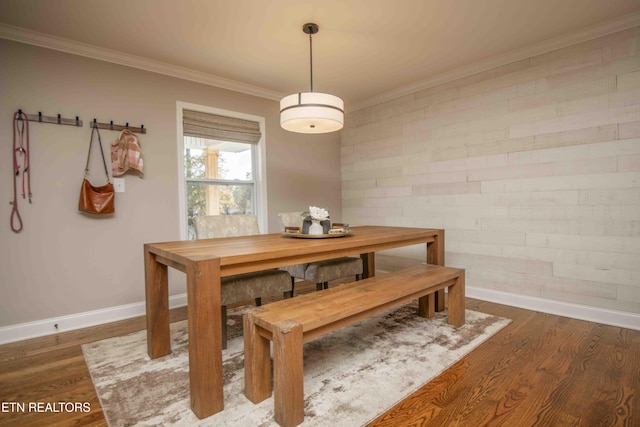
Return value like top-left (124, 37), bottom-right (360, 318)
top-left (186, 258), bottom-right (224, 418)
top-left (360, 252), bottom-right (375, 278)
top-left (418, 293), bottom-right (436, 319)
top-left (145, 248), bottom-right (170, 358)
top-left (427, 230), bottom-right (445, 312)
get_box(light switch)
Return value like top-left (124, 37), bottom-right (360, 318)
top-left (114, 178), bottom-right (125, 193)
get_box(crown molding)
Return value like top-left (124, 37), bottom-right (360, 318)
top-left (0, 23), bottom-right (285, 102)
top-left (350, 10), bottom-right (640, 111)
top-left (2, 11), bottom-right (639, 110)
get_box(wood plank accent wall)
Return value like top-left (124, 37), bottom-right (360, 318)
top-left (341, 27), bottom-right (640, 316)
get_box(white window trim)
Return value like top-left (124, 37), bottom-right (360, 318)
top-left (176, 101), bottom-right (268, 238)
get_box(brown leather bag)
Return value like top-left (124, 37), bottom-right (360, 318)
top-left (79, 127), bottom-right (115, 214)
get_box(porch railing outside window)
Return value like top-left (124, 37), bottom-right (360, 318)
top-left (182, 109), bottom-right (260, 239)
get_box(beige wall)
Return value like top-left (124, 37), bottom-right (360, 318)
top-left (342, 28), bottom-right (640, 318)
top-left (0, 39), bottom-right (341, 328)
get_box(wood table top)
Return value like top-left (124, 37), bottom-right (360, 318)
top-left (145, 225), bottom-right (442, 275)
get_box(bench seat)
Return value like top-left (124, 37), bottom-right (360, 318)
top-left (243, 263), bottom-right (465, 427)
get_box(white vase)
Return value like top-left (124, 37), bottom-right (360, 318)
top-left (308, 219), bottom-right (324, 235)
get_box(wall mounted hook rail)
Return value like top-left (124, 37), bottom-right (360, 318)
top-left (90, 119), bottom-right (146, 134)
top-left (17, 110), bottom-right (83, 127)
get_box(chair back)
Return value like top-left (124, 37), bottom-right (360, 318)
top-left (278, 212), bottom-right (304, 231)
top-left (194, 214), bottom-right (260, 239)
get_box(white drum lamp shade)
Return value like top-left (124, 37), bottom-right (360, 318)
top-left (280, 23), bottom-right (344, 134)
top-left (280, 92), bottom-right (344, 133)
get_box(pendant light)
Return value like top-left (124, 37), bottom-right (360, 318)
top-left (280, 23), bottom-right (344, 134)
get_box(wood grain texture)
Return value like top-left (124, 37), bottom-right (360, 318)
top-left (243, 311), bottom-right (272, 404)
top-left (273, 320), bottom-right (304, 427)
top-left (1, 295), bottom-right (638, 427)
top-left (185, 258), bottom-right (224, 418)
top-left (146, 226), bottom-right (440, 276)
top-left (245, 265), bottom-right (464, 426)
top-left (367, 299), bottom-right (640, 427)
top-left (341, 30), bottom-right (640, 318)
top-left (251, 264), bottom-right (463, 332)
top-left (143, 226), bottom-right (445, 420)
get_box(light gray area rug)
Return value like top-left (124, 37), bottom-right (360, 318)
top-left (83, 303), bottom-right (510, 426)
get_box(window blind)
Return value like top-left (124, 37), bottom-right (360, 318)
top-left (183, 110), bottom-right (261, 144)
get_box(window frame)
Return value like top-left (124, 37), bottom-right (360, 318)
top-left (176, 101), bottom-right (268, 238)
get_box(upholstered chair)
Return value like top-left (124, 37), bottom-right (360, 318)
top-left (194, 214), bottom-right (292, 349)
top-left (278, 212), bottom-right (363, 294)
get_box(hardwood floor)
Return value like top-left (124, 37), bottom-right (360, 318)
top-left (1, 294), bottom-right (638, 426)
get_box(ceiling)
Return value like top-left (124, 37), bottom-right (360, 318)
top-left (1, 0), bottom-right (640, 110)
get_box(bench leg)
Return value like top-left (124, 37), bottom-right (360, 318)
top-left (273, 320), bottom-right (304, 427)
top-left (244, 313), bottom-right (272, 403)
top-left (447, 272), bottom-right (465, 327)
top-left (417, 293), bottom-right (435, 319)
top-left (435, 289), bottom-right (445, 312)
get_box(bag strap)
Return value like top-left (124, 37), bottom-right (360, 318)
top-left (85, 127), bottom-right (111, 182)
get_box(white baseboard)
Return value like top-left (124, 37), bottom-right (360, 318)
top-left (466, 286), bottom-right (640, 331)
top-left (0, 294), bottom-right (188, 345)
top-left (1, 286), bottom-right (638, 345)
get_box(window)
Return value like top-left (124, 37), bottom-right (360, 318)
top-left (177, 103), bottom-right (267, 239)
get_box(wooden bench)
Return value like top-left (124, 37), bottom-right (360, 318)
top-left (243, 263), bottom-right (465, 427)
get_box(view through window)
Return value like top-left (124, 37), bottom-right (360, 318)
top-left (184, 136), bottom-right (255, 239)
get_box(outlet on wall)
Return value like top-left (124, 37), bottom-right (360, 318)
top-left (114, 178), bottom-right (125, 193)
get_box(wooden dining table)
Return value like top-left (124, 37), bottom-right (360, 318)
top-left (144, 225), bottom-right (445, 419)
